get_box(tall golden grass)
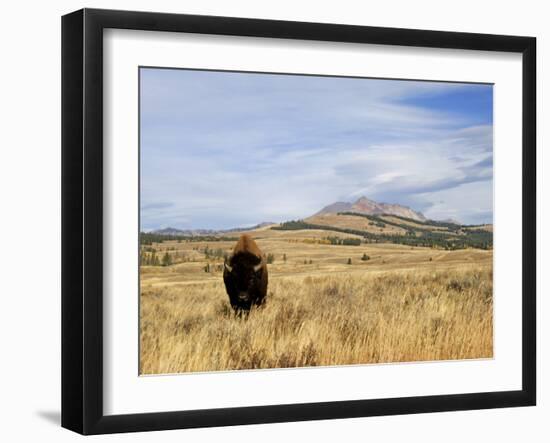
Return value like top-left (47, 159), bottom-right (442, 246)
top-left (140, 264), bottom-right (492, 374)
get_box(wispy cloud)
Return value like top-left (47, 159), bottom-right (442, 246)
top-left (140, 69), bottom-right (493, 229)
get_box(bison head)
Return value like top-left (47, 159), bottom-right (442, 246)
top-left (223, 234), bottom-right (268, 312)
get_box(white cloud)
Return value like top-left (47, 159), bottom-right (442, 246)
top-left (140, 69), bottom-right (493, 229)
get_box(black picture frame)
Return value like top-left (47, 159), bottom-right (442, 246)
top-left (61, 8), bottom-right (536, 435)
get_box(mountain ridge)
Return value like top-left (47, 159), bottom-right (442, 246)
top-left (147, 197), bottom-right (472, 235)
top-left (149, 222), bottom-right (274, 237)
top-left (315, 196), bottom-right (427, 222)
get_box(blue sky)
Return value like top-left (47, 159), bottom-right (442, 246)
top-left (140, 68), bottom-right (493, 230)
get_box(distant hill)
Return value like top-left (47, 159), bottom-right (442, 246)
top-left (150, 222), bottom-right (274, 237)
top-left (272, 197), bottom-right (492, 250)
top-left (315, 196), bottom-right (427, 222)
top-left (441, 217), bottom-right (462, 225)
top-left (143, 196), bottom-right (492, 250)
top-left (274, 212), bottom-right (492, 250)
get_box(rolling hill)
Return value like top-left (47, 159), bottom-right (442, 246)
top-left (272, 197), bottom-right (492, 250)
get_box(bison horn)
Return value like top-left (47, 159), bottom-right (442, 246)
top-left (253, 262), bottom-right (263, 272)
top-left (224, 262), bottom-right (233, 273)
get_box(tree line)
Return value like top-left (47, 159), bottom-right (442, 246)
top-left (272, 217), bottom-right (492, 250)
top-left (140, 232), bottom-right (238, 245)
top-left (140, 250), bottom-right (173, 266)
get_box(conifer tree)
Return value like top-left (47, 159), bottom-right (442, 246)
top-left (162, 252), bottom-right (172, 266)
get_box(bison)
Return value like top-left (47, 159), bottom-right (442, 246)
top-left (223, 234), bottom-right (268, 312)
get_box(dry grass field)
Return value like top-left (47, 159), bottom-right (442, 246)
top-left (306, 213), bottom-right (409, 235)
top-left (139, 227), bottom-right (493, 375)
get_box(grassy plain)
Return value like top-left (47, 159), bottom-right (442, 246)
top-left (140, 227), bottom-right (493, 374)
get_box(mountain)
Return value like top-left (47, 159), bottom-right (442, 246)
top-left (151, 227), bottom-right (220, 236)
top-left (276, 197), bottom-right (492, 249)
top-left (315, 196), bottom-right (427, 222)
top-left (441, 217), bottom-right (462, 225)
top-left (315, 201), bottom-right (354, 214)
top-left (150, 222), bottom-right (274, 237)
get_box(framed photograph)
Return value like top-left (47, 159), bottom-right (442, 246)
top-left (61, 8), bottom-right (536, 435)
